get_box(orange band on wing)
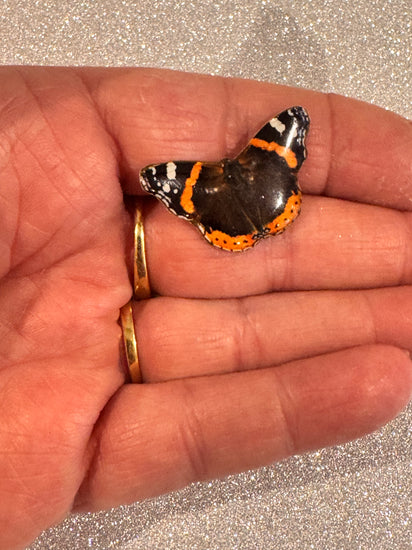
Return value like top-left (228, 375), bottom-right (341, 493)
top-left (180, 162), bottom-right (203, 214)
top-left (250, 138), bottom-right (298, 169)
top-left (205, 229), bottom-right (256, 251)
top-left (264, 191), bottom-right (302, 234)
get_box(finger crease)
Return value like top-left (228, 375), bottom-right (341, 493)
top-left (271, 369), bottom-right (299, 456)
top-left (178, 381), bottom-right (209, 482)
top-left (234, 298), bottom-right (264, 372)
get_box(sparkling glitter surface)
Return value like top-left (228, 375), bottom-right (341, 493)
top-left (0, 0), bottom-right (410, 548)
top-left (0, 0), bottom-right (411, 116)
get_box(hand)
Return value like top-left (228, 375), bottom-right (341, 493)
top-left (0, 67), bottom-right (411, 549)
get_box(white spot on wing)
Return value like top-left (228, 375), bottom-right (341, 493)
top-left (269, 117), bottom-right (286, 134)
top-left (166, 162), bottom-right (177, 180)
top-left (163, 183), bottom-right (171, 193)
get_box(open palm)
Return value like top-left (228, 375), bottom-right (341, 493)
top-left (0, 68), bottom-right (411, 550)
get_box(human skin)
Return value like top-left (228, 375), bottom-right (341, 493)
top-left (0, 67), bottom-right (411, 549)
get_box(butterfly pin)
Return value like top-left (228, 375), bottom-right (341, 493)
top-left (140, 106), bottom-right (309, 251)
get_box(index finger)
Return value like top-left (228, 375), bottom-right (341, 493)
top-left (83, 67), bottom-right (412, 210)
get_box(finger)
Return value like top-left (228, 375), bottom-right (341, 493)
top-left (75, 345), bottom-right (412, 511)
top-left (133, 286), bottom-right (412, 382)
top-left (142, 195), bottom-right (412, 298)
top-left (80, 67), bottom-right (412, 209)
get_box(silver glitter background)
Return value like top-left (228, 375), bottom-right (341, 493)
top-left (0, 0), bottom-right (410, 548)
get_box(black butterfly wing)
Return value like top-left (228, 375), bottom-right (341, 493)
top-left (190, 163), bottom-right (260, 250)
top-left (245, 106), bottom-right (310, 172)
top-left (140, 161), bottom-right (202, 219)
top-left (140, 160), bottom-right (259, 250)
top-left (228, 106), bottom-right (309, 234)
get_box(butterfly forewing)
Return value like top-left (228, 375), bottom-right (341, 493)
top-left (248, 106), bottom-right (309, 172)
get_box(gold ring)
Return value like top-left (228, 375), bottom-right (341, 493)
top-left (120, 301), bottom-right (142, 383)
top-left (133, 206), bottom-right (151, 300)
